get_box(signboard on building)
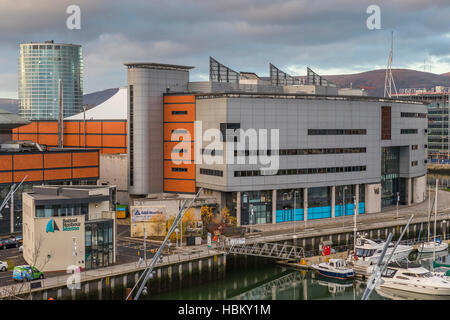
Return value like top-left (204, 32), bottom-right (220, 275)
top-left (131, 206), bottom-right (164, 223)
top-left (207, 232), bottom-right (211, 248)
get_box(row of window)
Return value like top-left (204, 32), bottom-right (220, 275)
top-left (400, 129), bottom-right (418, 134)
top-left (234, 165), bottom-right (367, 177)
top-left (199, 168), bottom-right (223, 177)
top-left (35, 203), bottom-right (88, 218)
top-left (308, 129), bottom-right (367, 135)
top-left (171, 111), bottom-right (187, 115)
top-left (171, 167), bottom-right (188, 172)
top-left (201, 147), bottom-right (367, 156)
top-left (400, 112), bottom-right (426, 118)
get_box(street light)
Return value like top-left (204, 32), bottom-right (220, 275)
top-left (443, 220), bottom-right (447, 241)
top-left (175, 228), bottom-right (179, 248)
top-left (250, 205), bottom-right (254, 234)
top-left (292, 189), bottom-right (300, 241)
top-left (396, 192), bottom-right (400, 219)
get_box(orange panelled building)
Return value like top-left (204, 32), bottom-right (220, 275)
top-left (0, 149), bottom-right (99, 186)
top-left (12, 120), bottom-right (127, 154)
top-left (163, 95), bottom-right (196, 193)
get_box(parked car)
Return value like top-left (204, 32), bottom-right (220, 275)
top-left (0, 238), bottom-right (19, 250)
top-left (0, 261), bottom-right (7, 272)
top-left (12, 265), bottom-right (44, 282)
top-left (12, 235), bottom-right (23, 244)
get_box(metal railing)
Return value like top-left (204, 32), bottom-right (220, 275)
top-left (0, 247), bottom-right (221, 299)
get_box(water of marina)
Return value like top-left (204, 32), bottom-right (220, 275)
top-left (146, 172), bottom-right (450, 301)
top-left (146, 249), bottom-right (450, 300)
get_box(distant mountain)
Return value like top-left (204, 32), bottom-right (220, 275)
top-left (441, 72), bottom-right (450, 77)
top-left (0, 99), bottom-right (19, 114)
top-left (0, 87), bottom-right (119, 115)
top-left (323, 69), bottom-right (450, 97)
top-left (83, 88), bottom-right (119, 109)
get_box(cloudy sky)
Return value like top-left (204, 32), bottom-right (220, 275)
top-left (0, 0), bottom-right (449, 98)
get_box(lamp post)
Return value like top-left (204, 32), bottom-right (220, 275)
top-left (143, 225), bottom-right (147, 267)
top-left (175, 228), bottom-right (179, 248)
top-left (293, 190), bottom-right (299, 241)
top-left (443, 220), bottom-right (447, 241)
top-left (396, 192), bottom-right (400, 219)
top-left (250, 205), bottom-right (254, 234)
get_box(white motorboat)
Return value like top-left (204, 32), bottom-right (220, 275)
top-left (311, 259), bottom-right (354, 280)
top-left (376, 261), bottom-right (450, 297)
top-left (417, 240), bottom-right (449, 253)
top-left (347, 235), bottom-right (413, 265)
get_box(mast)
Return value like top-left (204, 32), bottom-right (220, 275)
top-left (427, 183), bottom-right (431, 242)
top-left (434, 179), bottom-right (438, 261)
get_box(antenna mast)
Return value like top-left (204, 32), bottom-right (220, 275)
top-left (384, 31), bottom-right (397, 98)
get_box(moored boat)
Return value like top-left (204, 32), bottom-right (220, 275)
top-left (376, 260), bottom-right (450, 297)
top-left (311, 259), bottom-right (354, 280)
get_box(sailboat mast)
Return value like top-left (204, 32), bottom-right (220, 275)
top-left (428, 183), bottom-right (431, 242)
top-left (434, 179), bottom-right (438, 261)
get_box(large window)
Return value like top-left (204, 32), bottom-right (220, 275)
top-left (381, 106), bottom-right (391, 140)
top-left (35, 203), bottom-right (88, 218)
top-left (381, 147), bottom-right (400, 207)
top-left (240, 191), bottom-right (272, 225)
top-left (85, 220), bottom-right (114, 270)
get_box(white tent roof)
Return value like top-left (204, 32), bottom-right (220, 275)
top-left (65, 87), bottom-right (127, 120)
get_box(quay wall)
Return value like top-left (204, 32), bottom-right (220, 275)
top-left (2, 252), bottom-right (226, 300)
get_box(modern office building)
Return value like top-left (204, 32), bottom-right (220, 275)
top-left (393, 86), bottom-right (449, 160)
top-left (22, 185), bottom-right (116, 272)
top-left (18, 41), bottom-right (83, 120)
top-left (125, 58), bottom-right (428, 227)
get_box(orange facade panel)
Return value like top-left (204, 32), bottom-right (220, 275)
top-left (0, 172), bottom-right (12, 184)
top-left (44, 168), bottom-right (72, 181)
top-left (14, 122), bottom-right (36, 134)
top-left (17, 133), bottom-right (38, 142)
top-left (164, 161), bottom-right (195, 180)
top-left (13, 121), bottom-right (127, 154)
top-left (37, 134), bottom-right (58, 147)
top-left (38, 122), bottom-right (58, 133)
top-left (164, 141), bottom-right (194, 161)
top-left (86, 122), bottom-right (102, 134)
top-left (72, 152), bottom-right (99, 167)
top-left (102, 135), bottom-right (127, 148)
top-left (164, 179), bottom-right (196, 193)
top-left (63, 135), bottom-right (81, 148)
top-left (164, 95), bottom-right (195, 104)
top-left (102, 121), bottom-right (127, 134)
top-left (86, 135), bottom-right (102, 147)
top-left (13, 154), bottom-right (43, 170)
top-left (0, 155), bottom-right (12, 171)
top-left (64, 122), bottom-right (80, 134)
top-left (164, 122), bottom-right (194, 141)
top-left (102, 148), bottom-right (127, 154)
top-left (164, 104), bottom-right (195, 122)
top-left (44, 153), bottom-right (72, 168)
top-left (14, 170), bottom-right (43, 183)
top-left (73, 167), bottom-right (99, 179)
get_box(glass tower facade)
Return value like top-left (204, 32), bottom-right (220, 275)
top-left (18, 42), bottom-right (83, 120)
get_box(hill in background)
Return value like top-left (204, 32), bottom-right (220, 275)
top-left (0, 87), bottom-right (119, 115)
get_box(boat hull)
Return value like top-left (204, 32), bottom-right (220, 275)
top-left (417, 242), bottom-right (449, 253)
top-left (380, 281), bottom-right (450, 296)
top-left (315, 269), bottom-right (354, 280)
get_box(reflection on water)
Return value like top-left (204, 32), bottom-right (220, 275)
top-left (147, 249), bottom-right (450, 300)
